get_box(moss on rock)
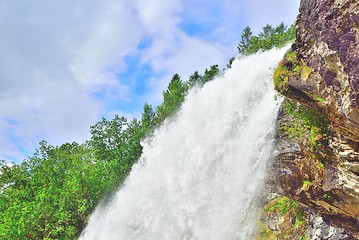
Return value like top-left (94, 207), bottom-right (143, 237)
top-left (281, 100), bottom-right (329, 151)
top-left (273, 51), bottom-right (313, 93)
top-left (256, 195), bottom-right (310, 240)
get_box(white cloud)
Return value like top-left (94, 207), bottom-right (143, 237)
top-left (142, 31), bottom-right (230, 99)
top-left (241, 0), bottom-right (300, 33)
top-left (131, 0), bottom-right (182, 35)
top-left (0, 0), bottom-right (144, 161)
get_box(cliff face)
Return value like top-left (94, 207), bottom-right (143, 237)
top-left (273, 0), bottom-right (359, 238)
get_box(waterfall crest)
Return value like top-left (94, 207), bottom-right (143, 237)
top-left (81, 47), bottom-right (287, 240)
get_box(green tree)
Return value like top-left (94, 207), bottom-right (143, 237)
top-left (237, 26), bottom-right (253, 54)
top-left (155, 73), bottom-right (188, 123)
top-left (0, 142), bottom-right (105, 239)
top-left (88, 115), bottom-right (128, 163)
top-left (141, 103), bottom-right (156, 132)
top-left (270, 22), bottom-right (286, 46)
top-left (187, 71), bottom-right (202, 87)
top-left (226, 57), bottom-right (236, 69)
top-left (259, 24), bottom-right (274, 41)
top-left (202, 65), bottom-right (220, 84)
top-left (237, 23), bottom-right (296, 56)
top-left (284, 25), bottom-right (296, 42)
top-left (87, 115), bottom-right (143, 189)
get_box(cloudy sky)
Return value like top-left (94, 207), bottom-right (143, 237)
top-left (0, 0), bottom-right (300, 163)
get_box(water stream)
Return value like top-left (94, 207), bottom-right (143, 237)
top-left (81, 47), bottom-right (287, 240)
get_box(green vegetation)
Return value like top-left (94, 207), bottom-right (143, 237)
top-left (273, 61), bottom-right (290, 90)
top-left (236, 22), bottom-right (298, 114)
top-left (155, 74), bottom-right (188, 123)
top-left (314, 95), bottom-right (325, 103)
top-left (0, 143), bottom-right (99, 239)
top-left (87, 115), bottom-right (145, 191)
top-left (187, 65), bottom-right (221, 88)
top-left (267, 196), bottom-right (299, 216)
top-left (301, 180), bottom-right (311, 190)
top-left (257, 196), bottom-right (309, 240)
top-left (319, 162), bottom-right (325, 169)
top-left (273, 50), bottom-right (312, 92)
top-left (323, 194), bottom-right (332, 201)
top-left (237, 23), bottom-right (296, 56)
top-left (281, 100), bottom-right (329, 150)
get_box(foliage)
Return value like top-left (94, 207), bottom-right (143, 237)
top-left (87, 116), bottom-right (143, 190)
top-left (267, 196), bottom-right (299, 216)
top-left (314, 95), bottom-right (325, 103)
top-left (155, 73), bottom-right (188, 123)
top-left (0, 142), bottom-right (104, 239)
top-left (301, 180), bottom-right (311, 190)
top-left (226, 57), bottom-right (236, 69)
top-left (273, 61), bottom-right (290, 90)
top-left (238, 23), bottom-right (296, 56)
top-left (257, 196), bottom-right (309, 240)
top-left (141, 103), bottom-right (156, 133)
top-left (202, 65), bottom-right (221, 84)
top-left (323, 194), bottom-right (332, 201)
top-left (187, 71), bottom-right (202, 87)
top-left (273, 50), bottom-right (312, 92)
top-left (187, 65), bottom-right (221, 88)
top-left (281, 100), bottom-right (329, 150)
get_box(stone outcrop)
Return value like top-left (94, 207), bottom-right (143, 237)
top-left (257, 193), bottom-right (349, 239)
top-left (273, 0), bottom-right (359, 238)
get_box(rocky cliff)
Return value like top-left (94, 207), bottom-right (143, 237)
top-left (271, 0), bottom-right (358, 238)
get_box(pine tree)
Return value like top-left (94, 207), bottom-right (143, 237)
top-left (237, 26), bottom-right (253, 55)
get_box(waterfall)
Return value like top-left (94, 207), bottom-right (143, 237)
top-left (80, 47), bottom-right (287, 240)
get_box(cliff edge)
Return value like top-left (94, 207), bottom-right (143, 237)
top-left (273, 0), bottom-right (358, 238)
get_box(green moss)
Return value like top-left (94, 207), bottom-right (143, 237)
top-left (294, 209), bottom-right (304, 226)
top-left (286, 51), bottom-right (297, 61)
top-left (323, 194), bottom-right (332, 201)
top-left (267, 196), bottom-right (298, 215)
top-left (273, 61), bottom-right (290, 90)
top-left (314, 95), bottom-right (325, 103)
top-left (273, 50), bottom-right (313, 91)
top-left (301, 180), bottom-right (311, 190)
top-left (319, 162), bottom-right (325, 169)
top-left (257, 196), bottom-right (309, 240)
top-left (301, 62), bottom-right (312, 80)
top-left (256, 222), bottom-right (274, 239)
top-left (293, 65), bottom-right (302, 74)
top-left (281, 100), bottom-right (329, 150)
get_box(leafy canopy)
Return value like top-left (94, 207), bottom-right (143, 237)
top-left (237, 23), bottom-right (296, 56)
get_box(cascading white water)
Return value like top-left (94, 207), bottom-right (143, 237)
top-left (80, 47), bottom-right (287, 240)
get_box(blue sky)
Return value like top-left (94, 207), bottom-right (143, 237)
top-left (0, 0), bottom-right (300, 163)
